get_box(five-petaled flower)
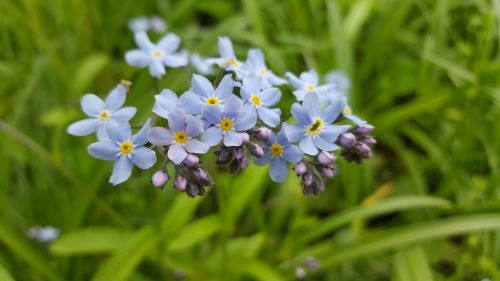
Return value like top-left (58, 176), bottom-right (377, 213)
top-left (284, 94), bottom-right (350, 156)
top-left (206, 37), bottom-right (246, 79)
top-left (125, 31), bottom-right (188, 79)
top-left (148, 108), bottom-right (209, 165)
top-left (87, 119), bottom-right (156, 185)
top-left (202, 97), bottom-right (257, 147)
top-left (286, 70), bottom-right (333, 103)
top-left (254, 128), bottom-right (303, 183)
top-left (243, 49), bottom-right (287, 88)
top-left (67, 82), bottom-right (136, 140)
top-left (240, 74), bottom-right (282, 127)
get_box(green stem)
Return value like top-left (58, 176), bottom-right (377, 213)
top-left (213, 67), bottom-right (227, 87)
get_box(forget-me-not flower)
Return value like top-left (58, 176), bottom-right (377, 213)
top-left (148, 109), bottom-right (209, 165)
top-left (339, 97), bottom-right (366, 127)
top-left (191, 53), bottom-right (215, 75)
top-left (286, 70), bottom-right (333, 103)
top-left (88, 119), bottom-right (156, 185)
top-left (240, 74), bottom-right (281, 127)
top-left (206, 37), bottom-right (247, 78)
top-left (152, 89), bottom-right (179, 119)
top-left (67, 83), bottom-right (136, 141)
top-left (178, 74), bottom-right (235, 115)
top-left (243, 49), bottom-right (286, 88)
top-left (125, 32), bottom-right (188, 79)
top-left (201, 97), bottom-right (257, 147)
top-left (254, 128), bottom-right (303, 183)
top-left (284, 94), bottom-right (350, 156)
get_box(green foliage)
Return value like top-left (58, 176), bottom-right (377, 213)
top-left (1, 0), bottom-right (500, 280)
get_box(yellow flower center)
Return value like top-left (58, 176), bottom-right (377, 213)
top-left (259, 68), bottom-right (268, 76)
top-left (250, 94), bottom-right (261, 106)
top-left (305, 84), bottom-right (316, 92)
top-left (344, 106), bottom-right (351, 115)
top-left (150, 49), bottom-right (164, 59)
top-left (220, 118), bottom-right (233, 132)
top-left (224, 58), bottom-right (239, 67)
top-left (206, 96), bottom-right (220, 105)
top-left (306, 118), bottom-right (324, 135)
top-left (119, 141), bottom-right (134, 155)
top-left (270, 143), bottom-right (284, 157)
top-left (98, 110), bottom-right (110, 121)
top-left (173, 131), bottom-right (188, 144)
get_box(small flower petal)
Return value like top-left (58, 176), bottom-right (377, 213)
top-left (110, 156), bottom-right (133, 185)
top-left (201, 126), bottom-right (223, 146)
top-left (269, 157), bottom-right (288, 183)
top-left (81, 94), bottom-right (105, 116)
top-left (134, 32), bottom-right (155, 51)
top-left (130, 146), bottom-right (157, 169)
top-left (185, 139), bottom-right (209, 154)
top-left (163, 53), bottom-right (188, 67)
top-left (283, 123), bottom-right (304, 142)
top-left (132, 119), bottom-right (151, 145)
top-left (167, 109), bottom-right (186, 132)
top-left (168, 142), bottom-right (188, 165)
top-left (282, 144), bottom-right (303, 164)
top-left (112, 107), bottom-right (136, 121)
top-left (153, 89), bottom-right (179, 118)
top-left (185, 115), bottom-right (204, 137)
top-left (223, 130), bottom-right (242, 147)
top-left (148, 127), bottom-right (173, 145)
top-left (107, 119), bottom-right (132, 142)
top-left (313, 135), bottom-right (340, 152)
top-left (149, 60), bottom-right (166, 78)
top-left (178, 91), bottom-right (204, 115)
top-left (125, 50), bottom-right (152, 67)
top-left (87, 141), bottom-right (119, 160)
top-left (257, 106), bottom-right (280, 127)
top-left (157, 33), bottom-right (181, 54)
top-left (299, 135), bottom-right (319, 155)
top-left (67, 119), bottom-right (99, 136)
top-left (191, 74), bottom-right (214, 98)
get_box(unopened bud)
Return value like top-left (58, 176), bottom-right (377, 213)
top-left (216, 149), bottom-right (232, 165)
top-left (174, 175), bottom-right (187, 191)
top-left (319, 166), bottom-right (335, 179)
top-left (364, 137), bottom-right (377, 145)
top-left (306, 257), bottom-right (319, 271)
top-left (355, 143), bottom-right (371, 157)
top-left (317, 151), bottom-right (335, 165)
top-left (152, 170), bottom-right (169, 189)
top-left (357, 124), bottom-right (374, 135)
top-left (240, 156), bottom-right (249, 170)
top-left (183, 154), bottom-right (200, 167)
top-left (248, 143), bottom-right (264, 158)
top-left (339, 133), bottom-right (356, 148)
top-left (234, 147), bottom-right (245, 160)
top-left (294, 162), bottom-right (308, 175)
top-left (240, 132), bottom-right (250, 145)
top-left (303, 174), bottom-right (314, 186)
top-left (193, 167), bottom-right (208, 181)
top-left (255, 127), bottom-right (272, 142)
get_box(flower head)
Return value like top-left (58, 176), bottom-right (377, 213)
top-left (240, 74), bottom-right (282, 127)
top-left (284, 94), bottom-right (350, 155)
top-left (191, 53), bottom-right (215, 75)
top-left (67, 82), bottom-right (136, 140)
top-left (201, 97), bottom-right (257, 147)
top-left (243, 49), bottom-right (286, 88)
top-left (206, 37), bottom-right (247, 78)
top-left (254, 128), bottom-right (303, 183)
top-left (148, 109), bottom-right (209, 165)
top-left (125, 32), bottom-right (188, 79)
top-left (286, 70), bottom-right (333, 103)
top-left (152, 89), bottom-right (179, 119)
top-left (87, 119), bottom-right (156, 185)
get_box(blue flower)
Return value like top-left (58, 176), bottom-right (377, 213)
top-left (152, 89), bottom-right (179, 119)
top-left (148, 109), bottom-right (209, 165)
top-left (201, 97), bottom-right (257, 147)
top-left (128, 17), bottom-right (150, 33)
top-left (243, 49), bottom-right (286, 88)
top-left (325, 70), bottom-right (350, 95)
top-left (286, 70), bottom-right (333, 103)
top-left (87, 119), bottom-right (156, 185)
top-left (178, 74), bottom-right (235, 115)
top-left (191, 53), bottom-right (215, 75)
top-left (125, 32), bottom-right (188, 79)
top-left (284, 94), bottom-right (350, 156)
top-left (254, 128), bottom-right (303, 183)
top-left (340, 97), bottom-right (367, 127)
top-left (206, 37), bottom-right (247, 78)
top-left (240, 74), bottom-right (282, 127)
top-left (67, 83), bottom-right (136, 140)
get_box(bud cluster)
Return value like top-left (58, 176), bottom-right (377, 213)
top-left (338, 124), bottom-right (376, 164)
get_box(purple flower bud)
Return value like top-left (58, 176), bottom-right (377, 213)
top-left (303, 174), bottom-right (314, 186)
top-left (248, 143), bottom-right (264, 158)
top-left (294, 162), bottom-right (308, 175)
top-left (240, 156), bottom-right (249, 170)
top-left (174, 175), bottom-right (187, 191)
top-left (234, 147), bottom-right (245, 160)
top-left (317, 151), bottom-right (336, 165)
top-left (183, 154), bottom-right (199, 167)
top-left (240, 132), bottom-right (250, 145)
top-left (193, 168), bottom-right (208, 181)
top-left (356, 124), bottom-right (374, 135)
top-left (355, 143), bottom-right (371, 157)
top-left (216, 149), bottom-right (232, 165)
top-left (319, 166), bottom-right (335, 179)
top-left (255, 127), bottom-right (272, 142)
top-left (152, 170), bottom-right (169, 189)
top-left (364, 137), bottom-right (377, 145)
top-left (339, 133), bottom-right (356, 148)
top-left (186, 183), bottom-right (199, 197)
top-left (306, 257), bottom-right (319, 271)
top-left (314, 181), bottom-right (325, 193)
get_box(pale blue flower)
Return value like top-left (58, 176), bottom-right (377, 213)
top-left (178, 74), bottom-right (235, 115)
top-left (206, 37), bottom-right (247, 78)
top-left (339, 97), bottom-right (367, 126)
top-left (153, 89), bottom-right (179, 119)
top-left (254, 128), bottom-right (303, 183)
top-left (148, 109), bottom-right (209, 165)
top-left (286, 70), bottom-right (333, 103)
top-left (240, 74), bottom-right (282, 127)
top-left (201, 97), bottom-right (257, 147)
top-left (67, 83), bottom-right (136, 141)
top-left (88, 119), bottom-right (156, 185)
top-left (243, 49), bottom-right (286, 88)
top-left (191, 53), bottom-right (215, 75)
top-left (284, 94), bottom-right (350, 156)
top-left (125, 32), bottom-right (188, 79)
top-left (128, 17), bottom-right (150, 33)
top-left (27, 226), bottom-right (60, 243)
top-left (325, 70), bottom-right (350, 95)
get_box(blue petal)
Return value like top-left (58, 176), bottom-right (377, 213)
top-left (105, 84), bottom-right (127, 111)
top-left (303, 93), bottom-right (321, 117)
top-left (112, 107), bottom-right (136, 121)
top-left (178, 91), bottom-right (204, 115)
top-left (223, 130), bottom-right (242, 147)
top-left (293, 89), bottom-right (308, 101)
top-left (149, 60), bottom-right (166, 78)
top-left (218, 36), bottom-right (235, 58)
top-left (201, 126), bottom-right (223, 146)
top-left (299, 135), bottom-right (319, 156)
top-left (285, 72), bottom-right (303, 89)
top-left (134, 32), bottom-right (155, 51)
top-left (191, 74), bottom-right (214, 98)
top-left (148, 127), bottom-right (173, 145)
top-left (283, 123), bottom-right (304, 142)
top-left (313, 135), bottom-right (339, 152)
top-left (257, 106), bottom-right (280, 127)
top-left (241, 74), bottom-right (261, 97)
top-left (168, 143), bottom-right (188, 165)
top-left (67, 118), bottom-right (99, 136)
top-left (163, 53), bottom-right (188, 67)
top-left (223, 96), bottom-right (243, 119)
top-left (202, 106), bottom-right (222, 125)
top-left (107, 119), bottom-right (132, 142)
top-left (345, 113), bottom-right (367, 127)
top-left (300, 70), bottom-right (318, 85)
top-left (322, 98), bottom-right (343, 123)
top-left (205, 57), bottom-right (226, 67)
top-left (291, 103), bottom-right (311, 126)
top-left (87, 141), bottom-right (119, 160)
top-left (233, 111), bottom-right (257, 131)
top-left (132, 118), bottom-right (151, 145)
top-left (214, 74), bottom-right (235, 100)
top-left (167, 109), bottom-right (186, 132)
top-left (153, 89), bottom-right (179, 118)
top-left (282, 144), bottom-right (303, 164)
top-left (276, 129), bottom-right (288, 145)
top-left (157, 33), bottom-right (181, 54)
top-left (185, 115), bottom-right (204, 137)
top-left (81, 94), bottom-right (104, 116)
top-left (260, 88), bottom-right (281, 107)
top-left (130, 146), bottom-right (157, 169)
top-left (246, 49), bottom-right (266, 70)
top-left (109, 156), bottom-right (133, 185)
top-left (125, 50), bottom-right (152, 67)
top-left (269, 157), bottom-right (288, 183)
top-left (253, 151), bottom-right (272, 166)
top-left (266, 72), bottom-right (287, 86)
top-left (185, 139), bottom-right (209, 154)
top-left (97, 125), bottom-right (110, 141)
top-left (320, 125), bottom-right (350, 142)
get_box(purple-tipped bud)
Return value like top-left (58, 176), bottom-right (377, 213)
top-left (356, 124), bottom-right (374, 135)
top-left (193, 168), bottom-right (208, 181)
top-left (152, 170), bottom-right (169, 189)
top-left (294, 162), bottom-right (308, 175)
top-left (240, 156), bottom-right (249, 170)
top-left (234, 147), bottom-right (245, 160)
top-left (306, 257), bottom-right (319, 271)
top-left (364, 137), bottom-right (377, 145)
top-left (183, 154), bottom-right (200, 167)
top-left (339, 133), bottom-right (356, 148)
top-left (355, 143), bottom-right (371, 157)
top-left (314, 181), bottom-right (325, 194)
top-left (303, 174), bottom-right (314, 186)
top-left (216, 149), bottom-right (233, 165)
top-left (240, 132), bottom-right (250, 145)
top-left (174, 175), bottom-right (187, 191)
top-left (255, 127), bottom-right (272, 142)
top-left (317, 151), bottom-right (336, 165)
top-left (319, 166), bottom-right (335, 179)
top-left (248, 143), bottom-right (264, 158)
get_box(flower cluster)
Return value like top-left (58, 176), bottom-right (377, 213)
top-left (67, 21), bottom-right (376, 197)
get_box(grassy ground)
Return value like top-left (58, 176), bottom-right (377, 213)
top-left (1, 0), bottom-right (500, 280)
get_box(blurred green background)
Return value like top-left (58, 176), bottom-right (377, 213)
top-left (1, 0), bottom-right (500, 280)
